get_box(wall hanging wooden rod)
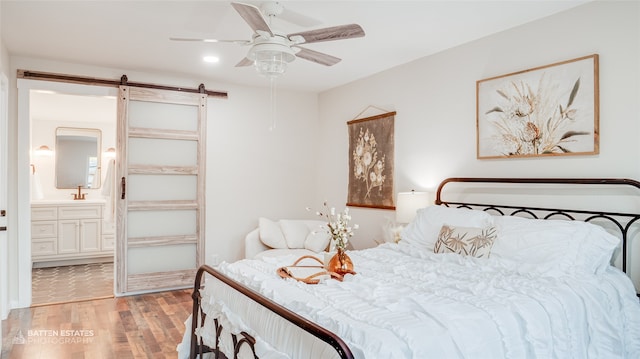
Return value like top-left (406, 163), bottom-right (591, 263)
top-left (17, 69), bottom-right (228, 98)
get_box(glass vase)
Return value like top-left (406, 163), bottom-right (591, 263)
top-left (328, 247), bottom-right (355, 275)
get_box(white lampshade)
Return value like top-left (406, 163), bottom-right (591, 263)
top-left (396, 191), bottom-right (430, 223)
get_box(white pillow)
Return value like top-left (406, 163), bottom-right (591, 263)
top-left (492, 215), bottom-right (619, 276)
top-left (280, 220), bottom-right (309, 248)
top-left (259, 217), bottom-right (288, 249)
top-left (400, 205), bottom-right (494, 250)
top-left (304, 222), bottom-right (331, 252)
top-left (434, 224), bottom-right (497, 258)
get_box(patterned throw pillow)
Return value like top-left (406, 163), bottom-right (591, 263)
top-left (434, 224), bottom-right (497, 258)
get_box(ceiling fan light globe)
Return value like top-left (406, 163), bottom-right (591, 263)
top-left (254, 51), bottom-right (288, 77)
top-left (248, 42), bottom-right (296, 78)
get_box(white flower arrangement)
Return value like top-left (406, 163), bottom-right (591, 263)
top-left (307, 202), bottom-right (359, 250)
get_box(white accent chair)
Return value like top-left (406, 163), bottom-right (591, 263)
top-left (244, 218), bottom-right (330, 259)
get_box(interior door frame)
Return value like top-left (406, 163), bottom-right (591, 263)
top-left (1, 72), bottom-right (9, 321)
top-left (15, 79), bottom-right (117, 308)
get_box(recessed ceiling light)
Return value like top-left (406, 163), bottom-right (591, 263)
top-left (203, 56), bottom-right (220, 63)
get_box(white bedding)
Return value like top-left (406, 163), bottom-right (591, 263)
top-left (178, 242), bottom-right (640, 358)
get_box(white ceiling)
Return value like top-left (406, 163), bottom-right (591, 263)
top-left (2, 1), bottom-right (589, 93)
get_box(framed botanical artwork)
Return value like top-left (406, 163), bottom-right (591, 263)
top-left (476, 54), bottom-right (599, 159)
top-left (347, 111), bottom-right (395, 210)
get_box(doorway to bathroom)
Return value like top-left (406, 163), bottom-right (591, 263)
top-left (16, 72), bottom-right (220, 307)
top-left (26, 83), bottom-right (117, 306)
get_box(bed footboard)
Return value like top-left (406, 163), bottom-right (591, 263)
top-left (189, 264), bottom-right (354, 359)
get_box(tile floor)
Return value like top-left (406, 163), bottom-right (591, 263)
top-left (31, 262), bottom-right (114, 306)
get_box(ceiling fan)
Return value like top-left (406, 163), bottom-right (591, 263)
top-left (170, 1), bottom-right (366, 77)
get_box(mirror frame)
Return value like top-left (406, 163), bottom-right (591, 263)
top-left (55, 127), bottom-right (102, 189)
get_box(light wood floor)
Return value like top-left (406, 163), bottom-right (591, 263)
top-left (1, 289), bottom-right (193, 359)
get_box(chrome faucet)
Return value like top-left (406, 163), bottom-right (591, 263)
top-left (72, 185), bottom-right (86, 200)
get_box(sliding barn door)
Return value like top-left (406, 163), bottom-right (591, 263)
top-left (116, 86), bottom-right (206, 295)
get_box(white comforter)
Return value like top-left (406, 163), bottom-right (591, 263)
top-left (180, 242), bottom-right (640, 358)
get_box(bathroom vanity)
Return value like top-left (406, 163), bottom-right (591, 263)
top-left (31, 200), bottom-right (114, 267)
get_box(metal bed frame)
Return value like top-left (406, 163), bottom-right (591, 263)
top-left (189, 177), bottom-right (640, 359)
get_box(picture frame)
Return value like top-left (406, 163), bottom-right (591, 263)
top-left (476, 54), bottom-right (599, 159)
top-left (346, 111), bottom-right (395, 210)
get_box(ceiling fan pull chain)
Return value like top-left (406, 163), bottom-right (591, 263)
top-left (269, 76), bottom-right (277, 131)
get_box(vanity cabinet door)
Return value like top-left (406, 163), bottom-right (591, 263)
top-left (58, 220), bottom-right (80, 254)
top-left (102, 220), bottom-right (115, 251)
top-left (102, 234), bottom-right (115, 251)
top-left (80, 219), bottom-right (101, 252)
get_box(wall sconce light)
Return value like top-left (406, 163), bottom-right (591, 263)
top-left (34, 145), bottom-right (53, 156)
top-left (396, 190), bottom-right (430, 224)
top-left (103, 147), bottom-right (116, 158)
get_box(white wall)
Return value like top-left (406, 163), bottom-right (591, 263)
top-left (317, 1), bottom-right (640, 248)
top-left (0, 7), bottom-right (7, 74)
top-left (204, 82), bottom-right (321, 262)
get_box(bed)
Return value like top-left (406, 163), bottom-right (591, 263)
top-left (177, 177), bottom-right (640, 358)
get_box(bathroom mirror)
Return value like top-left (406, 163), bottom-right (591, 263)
top-left (55, 127), bottom-right (101, 189)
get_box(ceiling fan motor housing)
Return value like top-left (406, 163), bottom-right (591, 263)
top-left (248, 37), bottom-right (296, 77)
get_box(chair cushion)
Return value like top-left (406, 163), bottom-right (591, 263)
top-left (259, 217), bottom-right (288, 249)
top-left (258, 218), bottom-right (330, 252)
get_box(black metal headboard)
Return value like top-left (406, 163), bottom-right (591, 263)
top-left (435, 178), bottom-right (640, 275)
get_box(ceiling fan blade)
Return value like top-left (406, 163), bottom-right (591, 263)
top-left (231, 2), bottom-right (273, 36)
top-left (295, 47), bottom-right (341, 66)
top-left (235, 57), bottom-right (254, 67)
top-left (288, 24), bottom-right (365, 44)
top-left (170, 37), bottom-right (250, 45)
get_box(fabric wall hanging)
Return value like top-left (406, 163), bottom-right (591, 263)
top-left (347, 110), bottom-right (395, 210)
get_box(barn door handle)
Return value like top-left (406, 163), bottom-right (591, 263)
top-left (121, 177), bottom-right (126, 199)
